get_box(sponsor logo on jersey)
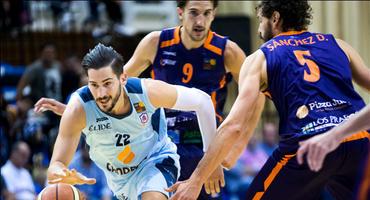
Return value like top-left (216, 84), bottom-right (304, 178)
top-left (88, 123), bottom-right (112, 132)
top-left (106, 162), bottom-right (139, 175)
top-left (96, 116), bottom-right (108, 122)
top-left (296, 105), bottom-right (309, 119)
top-left (301, 112), bottom-right (357, 134)
top-left (308, 99), bottom-right (350, 112)
top-left (203, 58), bottom-right (217, 70)
top-left (163, 51), bottom-right (176, 56)
top-left (160, 58), bottom-right (176, 66)
top-left (134, 101), bottom-right (146, 113)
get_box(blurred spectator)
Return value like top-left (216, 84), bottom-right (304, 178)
top-left (16, 43), bottom-right (62, 104)
top-left (61, 54), bottom-right (86, 103)
top-left (259, 122), bottom-right (278, 156)
top-left (1, 94), bottom-right (12, 166)
top-left (0, 0), bottom-right (30, 35)
top-left (15, 43), bottom-right (62, 156)
top-left (1, 174), bottom-right (16, 200)
top-left (70, 142), bottom-right (112, 200)
top-left (1, 141), bottom-right (36, 200)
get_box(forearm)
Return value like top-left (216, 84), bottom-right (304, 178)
top-left (329, 105), bottom-right (370, 140)
top-left (226, 94), bottom-right (265, 162)
top-left (190, 122), bottom-right (241, 184)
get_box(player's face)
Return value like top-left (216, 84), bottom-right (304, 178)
top-left (257, 10), bottom-right (274, 42)
top-left (88, 66), bottom-right (122, 113)
top-left (179, 1), bottom-right (215, 42)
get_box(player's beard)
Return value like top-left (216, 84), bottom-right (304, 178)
top-left (97, 84), bottom-right (122, 113)
top-left (260, 22), bottom-right (274, 42)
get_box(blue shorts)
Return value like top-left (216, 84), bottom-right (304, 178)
top-left (115, 148), bottom-right (180, 200)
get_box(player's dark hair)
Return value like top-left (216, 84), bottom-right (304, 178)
top-left (81, 43), bottom-right (124, 78)
top-left (256, 0), bottom-right (312, 32)
top-left (177, 0), bottom-right (218, 9)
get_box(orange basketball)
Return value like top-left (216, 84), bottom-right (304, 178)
top-left (37, 183), bottom-right (84, 200)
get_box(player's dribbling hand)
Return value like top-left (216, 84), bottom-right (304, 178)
top-left (204, 166), bottom-right (225, 196)
top-left (166, 179), bottom-right (202, 200)
top-left (296, 132), bottom-right (341, 172)
top-left (48, 168), bottom-right (96, 185)
top-left (34, 97), bottom-right (66, 116)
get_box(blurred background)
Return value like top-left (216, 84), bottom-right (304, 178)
top-left (1, 1), bottom-right (369, 200)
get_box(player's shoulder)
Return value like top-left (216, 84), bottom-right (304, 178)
top-left (143, 31), bottom-right (161, 46)
top-left (224, 39), bottom-right (244, 57)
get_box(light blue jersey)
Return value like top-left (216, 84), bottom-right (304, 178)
top-left (73, 78), bottom-right (180, 199)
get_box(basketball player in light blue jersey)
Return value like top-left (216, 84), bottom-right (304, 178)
top-left (36, 44), bottom-right (218, 200)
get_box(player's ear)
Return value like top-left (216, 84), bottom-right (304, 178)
top-left (120, 72), bottom-right (128, 85)
top-left (177, 7), bottom-right (184, 21)
top-left (271, 11), bottom-right (280, 25)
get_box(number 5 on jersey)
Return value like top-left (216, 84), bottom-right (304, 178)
top-left (294, 50), bottom-right (320, 82)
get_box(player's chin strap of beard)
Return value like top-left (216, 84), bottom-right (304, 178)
top-left (171, 85), bottom-right (217, 152)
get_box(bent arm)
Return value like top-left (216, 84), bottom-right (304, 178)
top-left (336, 39), bottom-right (370, 92)
top-left (47, 96), bottom-right (85, 180)
top-left (189, 50), bottom-right (266, 184)
top-left (222, 93), bottom-right (265, 169)
top-left (224, 40), bottom-right (246, 82)
top-left (124, 31), bottom-right (160, 77)
top-left (144, 79), bottom-right (216, 151)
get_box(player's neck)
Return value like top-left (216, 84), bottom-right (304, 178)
top-left (180, 27), bottom-right (206, 49)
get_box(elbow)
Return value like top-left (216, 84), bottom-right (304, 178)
top-left (220, 122), bottom-right (243, 139)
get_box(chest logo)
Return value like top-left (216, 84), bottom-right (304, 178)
top-left (203, 58), bottom-right (217, 70)
top-left (160, 58), bottom-right (176, 66)
top-left (139, 113), bottom-right (149, 123)
top-left (134, 101), bottom-right (146, 113)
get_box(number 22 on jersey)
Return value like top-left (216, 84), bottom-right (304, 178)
top-left (293, 50), bottom-right (320, 82)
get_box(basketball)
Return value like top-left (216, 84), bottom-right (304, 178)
top-left (37, 183), bottom-right (84, 200)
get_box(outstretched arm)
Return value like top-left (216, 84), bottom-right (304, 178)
top-left (297, 104), bottom-right (370, 172)
top-left (167, 50), bottom-right (267, 200)
top-left (47, 96), bottom-right (95, 185)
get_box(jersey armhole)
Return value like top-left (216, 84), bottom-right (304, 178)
top-left (260, 48), bottom-right (273, 96)
top-left (330, 35), bottom-right (351, 64)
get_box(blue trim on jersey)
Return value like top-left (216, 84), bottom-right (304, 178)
top-left (155, 157), bottom-right (178, 188)
top-left (77, 86), bottom-right (94, 102)
top-left (126, 78), bottom-right (143, 94)
top-left (151, 109), bottom-right (161, 133)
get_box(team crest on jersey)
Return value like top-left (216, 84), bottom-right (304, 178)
top-left (139, 113), bottom-right (149, 123)
top-left (134, 101), bottom-right (146, 113)
top-left (203, 58), bottom-right (217, 70)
